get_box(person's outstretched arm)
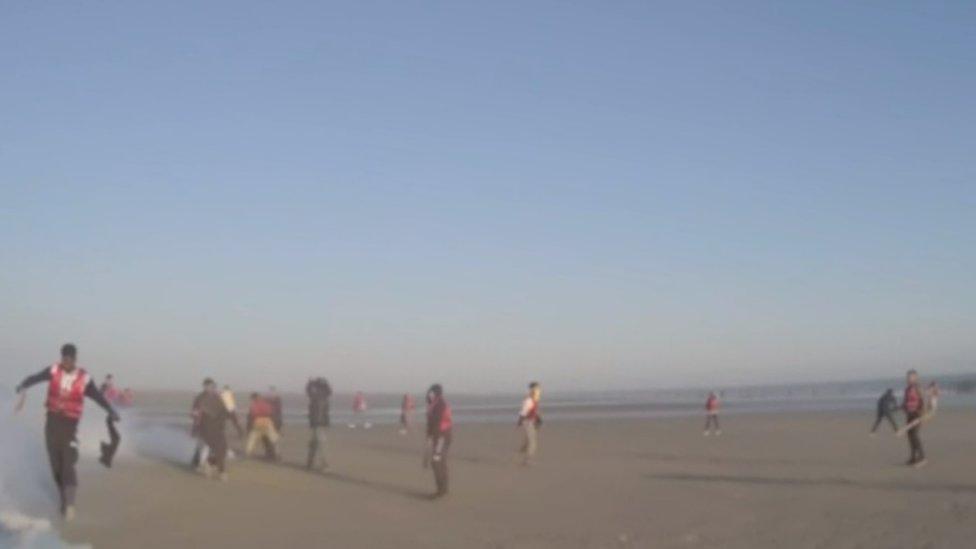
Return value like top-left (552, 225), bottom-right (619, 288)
top-left (16, 367), bottom-right (52, 393)
top-left (84, 380), bottom-right (119, 420)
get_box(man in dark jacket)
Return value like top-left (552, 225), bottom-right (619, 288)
top-left (306, 377), bottom-right (332, 470)
top-left (192, 378), bottom-right (232, 480)
top-left (424, 384), bottom-right (452, 498)
top-left (870, 388), bottom-right (899, 434)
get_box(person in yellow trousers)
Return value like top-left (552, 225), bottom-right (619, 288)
top-left (245, 392), bottom-right (280, 460)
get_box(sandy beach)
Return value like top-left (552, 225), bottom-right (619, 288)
top-left (49, 407), bottom-right (976, 549)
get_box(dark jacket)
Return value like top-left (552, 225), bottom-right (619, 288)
top-left (195, 391), bottom-right (230, 438)
top-left (306, 378), bottom-right (332, 428)
top-left (877, 391), bottom-right (897, 414)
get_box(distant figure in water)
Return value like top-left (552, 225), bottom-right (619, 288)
top-left (902, 370), bottom-right (926, 468)
top-left (517, 382), bottom-right (543, 465)
top-left (100, 374), bottom-right (119, 404)
top-left (15, 343), bottom-right (120, 520)
top-left (246, 392), bottom-right (280, 460)
top-left (349, 391), bottom-right (370, 429)
top-left (191, 377), bottom-right (232, 481)
top-left (870, 388), bottom-right (899, 435)
top-left (399, 393), bottom-right (415, 435)
top-left (925, 381), bottom-right (940, 416)
top-left (118, 387), bottom-right (135, 407)
top-left (703, 392), bottom-right (721, 436)
top-left (424, 384), bottom-right (452, 498)
top-left (306, 377), bottom-right (332, 470)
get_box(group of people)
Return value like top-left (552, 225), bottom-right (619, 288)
top-left (870, 370), bottom-right (940, 468)
top-left (189, 380), bottom-right (287, 479)
top-left (18, 342), bottom-right (944, 523)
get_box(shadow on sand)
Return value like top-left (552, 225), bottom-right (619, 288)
top-left (142, 452), bottom-right (435, 500)
top-left (645, 472), bottom-right (976, 494)
top-left (269, 460), bottom-right (434, 501)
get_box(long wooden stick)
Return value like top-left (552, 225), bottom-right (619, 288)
top-left (896, 412), bottom-right (934, 437)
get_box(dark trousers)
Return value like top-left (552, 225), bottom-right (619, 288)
top-left (431, 432), bottom-right (452, 495)
top-left (201, 427), bottom-right (228, 473)
top-left (704, 414), bottom-right (720, 431)
top-left (45, 413), bottom-right (80, 509)
top-left (871, 410), bottom-right (898, 433)
top-left (307, 426), bottom-right (328, 469)
top-left (906, 412), bottom-right (925, 463)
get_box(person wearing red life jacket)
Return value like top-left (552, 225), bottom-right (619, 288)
top-left (903, 369), bottom-right (926, 468)
top-left (517, 382), bottom-right (543, 465)
top-left (424, 384), bottom-right (452, 498)
top-left (704, 392), bottom-right (721, 436)
top-left (246, 392), bottom-right (280, 460)
top-left (14, 343), bottom-right (119, 520)
top-left (99, 374), bottom-right (120, 405)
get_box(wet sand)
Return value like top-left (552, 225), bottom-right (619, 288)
top-left (61, 409), bottom-right (976, 548)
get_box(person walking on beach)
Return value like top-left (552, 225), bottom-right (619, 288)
top-left (350, 390), bottom-right (370, 429)
top-left (870, 388), bottom-right (899, 435)
top-left (193, 378), bottom-right (233, 481)
top-left (902, 370), bottom-right (926, 468)
top-left (517, 382), bottom-right (543, 465)
top-left (191, 378), bottom-right (213, 469)
top-left (399, 392), bottom-right (415, 435)
top-left (306, 377), bottom-right (332, 470)
top-left (703, 392), bottom-right (721, 436)
top-left (424, 384), bottom-right (452, 498)
top-left (246, 392), bottom-right (280, 460)
top-left (219, 385), bottom-right (244, 457)
top-left (14, 343), bottom-right (120, 519)
top-left (925, 381), bottom-right (940, 416)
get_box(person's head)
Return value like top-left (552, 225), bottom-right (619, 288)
top-left (709, 391), bottom-right (717, 399)
top-left (885, 388), bottom-right (894, 396)
top-left (105, 374), bottom-right (114, 382)
top-left (528, 381), bottom-right (541, 400)
top-left (427, 383), bottom-right (443, 402)
top-left (250, 392), bottom-right (260, 401)
top-left (60, 343), bottom-right (77, 370)
top-left (203, 378), bottom-right (216, 392)
top-left (928, 381), bottom-right (938, 388)
top-left (269, 386), bottom-right (277, 394)
top-left (907, 369), bottom-right (918, 385)
top-left (223, 384), bottom-right (231, 391)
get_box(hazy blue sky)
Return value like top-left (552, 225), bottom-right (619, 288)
top-left (1, 1), bottom-right (974, 392)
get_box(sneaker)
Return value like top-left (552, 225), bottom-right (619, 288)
top-left (703, 431), bottom-right (710, 436)
top-left (63, 505), bottom-right (76, 522)
top-left (913, 459), bottom-right (928, 469)
top-left (715, 430), bottom-right (722, 436)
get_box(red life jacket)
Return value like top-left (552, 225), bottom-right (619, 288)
top-left (706, 396), bottom-right (719, 412)
top-left (250, 398), bottom-right (273, 418)
top-left (525, 398), bottom-right (539, 421)
top-left (439, 401), bottom-right (453, 432)
top-left (904, 385), bottom-right (922, 414)
top-left (428, 397), bottom-right (453, 433)
top-left (46, 364), bottom-right (89, 420)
